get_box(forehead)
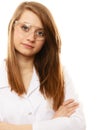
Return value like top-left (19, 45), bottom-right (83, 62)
top-left (19, 10), bottom-right (43, 28)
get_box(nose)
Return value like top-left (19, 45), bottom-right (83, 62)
top-left (26, 32), bottom-right (35, 42)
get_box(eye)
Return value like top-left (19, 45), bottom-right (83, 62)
top-left (36, 30), bottom-right (45, 37)
top-left (20, 24), bottom-right (30, 32)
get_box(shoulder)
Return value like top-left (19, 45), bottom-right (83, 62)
top-left (0, 59), bottom-right (6, 70)
top-left (0, 59), bottom-right (7, 74)
top-left (62, 65), bottom-right (73, 86)
top-left (62, 65), bottom-right (78, 100)
top-left (0, 59), bottom-right (8, 88)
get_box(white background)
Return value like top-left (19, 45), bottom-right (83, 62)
top-left (0, 0), bottom-right (98, 130)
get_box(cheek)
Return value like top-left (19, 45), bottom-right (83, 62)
top-left (13, 30), bottom-right (23, 45)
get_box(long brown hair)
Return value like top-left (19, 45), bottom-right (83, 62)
top-left (7, 1), bottom-right (65, 111)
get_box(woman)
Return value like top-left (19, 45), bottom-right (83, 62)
top-left (0, 1), bottom-right (86, 130)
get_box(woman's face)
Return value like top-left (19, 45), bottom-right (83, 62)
top-left (13, 10), bottom-right (45, 57)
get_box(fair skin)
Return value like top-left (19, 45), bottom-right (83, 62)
top-left (0, 10), bottom-right (79, 130)
top-left (14, 10), bottom-right (45, 90)
top-left (14, 10), bottom-right (45, 58)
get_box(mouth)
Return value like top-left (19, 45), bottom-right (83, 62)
top-left (21, 43), bottom-right (34, 49)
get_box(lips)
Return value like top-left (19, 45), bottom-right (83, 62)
top-left (21, 43), bottom-right (34, 49)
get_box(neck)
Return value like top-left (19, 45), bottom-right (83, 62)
top-left (17, 53), bottom-right (34, 73)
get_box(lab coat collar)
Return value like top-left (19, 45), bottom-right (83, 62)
top-left (26, 67), bottom-right (40, 97)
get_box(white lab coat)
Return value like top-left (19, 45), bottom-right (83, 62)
top-left (0, 60), bottom-right (86, 130)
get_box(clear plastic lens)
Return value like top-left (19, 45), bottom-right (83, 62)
top-left (21, 24), bottom-right (30, 32)
top-left (15, 21), bottom-right (46, 40)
